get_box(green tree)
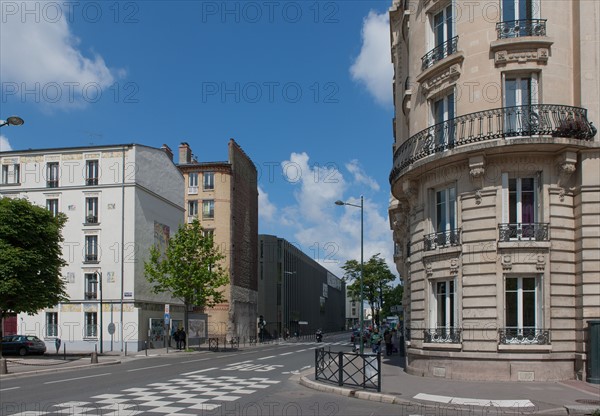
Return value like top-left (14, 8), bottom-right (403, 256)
top-left (0, 198), bottom-right (68, 345)
top-left (342, 253), bottom-right (396, 327)
top-left (144, 219), bottom-right (229, 335)
top-left (381, 283), bottom-right (404, 320)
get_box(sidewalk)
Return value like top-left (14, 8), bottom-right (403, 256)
top-left (301, 353), bottom-right (600, 415)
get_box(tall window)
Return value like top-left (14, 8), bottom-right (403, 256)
top-left (46, 162), bottom-right (59, 188)
top-left (432, 92), bottom-right (455, 150)
top-left (504, 74), bottom-right (538, 134)
top-left (188, 173), bottom-right (199, 194)
top-left (85, 197), bottom-right (99, 224)
top-left (86, 160), bottom-right (99, 186)
top-left (432, 280), bottom-right (456, 328)
top-left (502, 175), bottom-right (538, 239)
top-left (502, 0), bottom-right (533, 23)
top-left (84, 273), bottom-right (98, 300)
top-left (1, 164), bottom-right (20, 184)
top-left (202, 200), bottom-right (215, 219)
top-left (433, 186), bottom-right (457, 245)
top-left (203, 172), bottom-right (215, 190)
top-left (84, 312), bottom-right (97, 337)
top-left (203, 229), bottom-right (214, 239)
top-left (85, 235), bottom-right (98, 262)
top-left (505, 276), bottom-right (539, 331)
top-left (433, 5), bottom-right (454, 50)
top-left (46, 312), bottom-right (58, 337)
top-left (46, 199), bottom-right (59, 217)
top-left (188, 200), bottom-right (198, 218)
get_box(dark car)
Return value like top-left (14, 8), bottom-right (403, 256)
top-left (1, 335), bottom-right (47, 356)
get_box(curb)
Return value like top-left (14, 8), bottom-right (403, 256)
top-left (0, 360), bottom-right (121, 380)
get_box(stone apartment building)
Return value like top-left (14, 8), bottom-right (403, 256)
top-left (388, 0), bottom-right (599, 381)
top-left (0, 144), bottom-right (185, 352)
top-left (177, 140), bottom-right (258, 340)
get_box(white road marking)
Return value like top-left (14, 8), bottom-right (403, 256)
top-left (45, 373), bottom-right (111, 384)
top-left (127, 364), bottom-right (171, 372)
top-left (181, 357), bottom-right (211, 363)
top-left (181, 367), bottom-right (218, 375)
top-left (257, 355), bottom-right (276, 360)
top-left (0, 386), bottom-right (20, 392)
top-left (279, 352), bottom-right (294, 356)
top-left (414, 393), bottom-right (534, 407)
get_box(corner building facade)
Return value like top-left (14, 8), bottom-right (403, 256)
top-left (388, 0), bottom-right (599, 381)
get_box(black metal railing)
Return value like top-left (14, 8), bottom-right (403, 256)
top-left (496, 19), bottom-right (547, 39)
top-left (85, 254), bottom-right (98, 262)
top-left (499, 328), bottom-right (550, 345)
top-left (498, 223), bottom-right (549, 242)
top-left (390, 104), bottom-right (597, 183)
top-left (85, 215), bottom-right (98, 224)
top-left (315, 348), bottom-right (381, 392)
top-left (424, 327), bottom-right (462, 343)
top-left (421, 36), bottom-right (459, 70)
top-left (47, 179), bottom-right (59, 188)
top-left (84, 325), bottom-right (97, 338)
top-left (86, 178), bottom-right (98, 186)
top-left (84, 291), bottom-right (97, 300)
top-left (424, 229), bottom-right (461, 251)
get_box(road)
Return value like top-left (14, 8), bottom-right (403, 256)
top-left (0, 333), bottom-right (408, 416)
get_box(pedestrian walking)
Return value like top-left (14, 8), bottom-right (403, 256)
top-left (180, 328), bottom-right (187, 350)
top-left (370, 329), bottom-right (382, 353)
top-left (384, 329), bottom-right (393, 356)
top-left (174, 328), bottom-right (181, 349)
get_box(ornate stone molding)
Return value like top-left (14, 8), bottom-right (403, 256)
top-left (556, 151), bottom-right (578, 202)
top-left (501, 254), bottom-right (512, 270)
top-left (449, 258), bottom-right (459, 275)
top-left (425, 262), bottom-right (433, 276)
top-left (420, 63), bottom-right (461, 98)
top-left (536, 254), bottom-right (546, 271)
top-left (494, 48), bottom-right (549, 66)
top-left (490, 37), bottom-right (553, 68)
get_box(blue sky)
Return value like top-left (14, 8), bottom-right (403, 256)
top-left (1, 0), bottom-right (396, 279)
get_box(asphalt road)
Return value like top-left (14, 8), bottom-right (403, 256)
top-left (0, 334), bottom-right (409, 416)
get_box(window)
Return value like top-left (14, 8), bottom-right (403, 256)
top-left (427, 279), bottom-right (459, 342)
top-left (1, 164), bottom-right (20, 184)
top-left (85, 197), bottom-right (98, 224)
top-left (504, 74), bottom-right (538, 134)
top-left (203, 229), bottom-right (214, 239)
top-left (433, 5), bottom-right (454, 50)
top-left (501, 174), bottom-right (539, 240)
top-left (188, 173), bottom-right (199, 194)
top-left (46, 199), bottom-right (59, 217)
top-left (46, 162), bottom-right (59, 188)
top-left (432, 92), bottom-right (455, 150)
top-left (505, 276), bottom-right (540, 331)
top-left (84, 312), bottom-right (97, 338)
top-left (86, 160), bottom-right (99, 186)
top-left (428, 186), bottom-right (458, 247)
top-left (502, 0), bottom-right (533, 23)
top-left (46, 312), bottom-right (58, 337)
top-left (188, 200), bottom-right (198, 218)
top-left (84, 273), bottom-right (98, 300)
top-left (203, 172), bottom-right (215, 190)
top-left (202, 200), bottom-right (215, 219)
top-left (85, 235), bottom-right (98, 262)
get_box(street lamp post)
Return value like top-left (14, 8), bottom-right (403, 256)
top-left (335, 196), bottom-right (364, 354)
top-left (94, 271), bottom-right (103, 354)
top-left (0, 116), bottom-right (25, 128)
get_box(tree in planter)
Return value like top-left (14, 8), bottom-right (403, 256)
top-left (144, 219), bottom-right (229, 341)
top-left (0, 197), bottom-right (68, 356)
top-left (342, 253), bottom-right (396, 327)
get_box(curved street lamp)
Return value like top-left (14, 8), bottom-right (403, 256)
top-left (0, 116), bottom-right (25, 128)
top-left (335, 196), bottom-right (364, 354)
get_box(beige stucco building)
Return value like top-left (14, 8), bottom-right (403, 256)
top-left (177, 140), bottom-right (258, 340)
top-left (388, 0), bottom-right (599, 381)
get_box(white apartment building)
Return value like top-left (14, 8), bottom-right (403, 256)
top-left (0, 144), bottom-right (184, 352)
top-left (388, 0), bottom-right (599, 381)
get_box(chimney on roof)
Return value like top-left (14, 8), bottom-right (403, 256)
top-left (161, 144), bottom-right (173, 161)
top-left (178, 142), bottom-right (192, 164)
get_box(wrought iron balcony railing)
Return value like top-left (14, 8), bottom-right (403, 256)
top-left (424, 327), bottom-right (462, 343)
top-left (424, 229), bottom-right (461, 251)
top-left (84, 291), bottom-right (98, 300)
top-left (390, 104), bottom-right (597, 183)
top-left (498, 223), bottom-right (549, 242)
top-left (421, 36), bottom-right (459, 70)
top-left (499, 328), bottom-right (550, 345)
top-left (496, 19), bottom-right (547, 39)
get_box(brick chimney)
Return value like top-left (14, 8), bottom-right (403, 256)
top-left (161, 144), bottom-right (173, 161)
top-left (178, 142), bottom-right (192, 164)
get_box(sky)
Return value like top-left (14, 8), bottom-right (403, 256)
top-left (0, 0), bottom-right (397, 280)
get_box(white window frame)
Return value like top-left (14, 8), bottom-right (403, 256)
top-left (501, 0), bottom-right (539, 22)
top-left (46, 199), bottom-right (59, 217)
top-left (86, 160), bottom-right (99, 186)
top-left (85, 197), bottom-right (99, 224)
top-left (1, 164), bottom-right (20, 184)
top-left (85, 235), bottom-right (98, 262)
top-left (430, 3), bottom-right (454, 50)
top-left (431, 90), bottom-right (456, 149)
top-left (504, 275), bottom-right (542, 331)
top-left (432, 186), bottom-right (457, 235)
top-left (429, 278), bottom-right (457, 329)
top-left (45, 312), bottom-right (58, 338)
top-left (188, 200), bottom-right (198, 218)
top-left (501, 173), bottom-right (539, 240)
top-left (84, 312), bottom-right (98, 338)
top-left (84, 273), bottom-right (98, 300)
top-left (46, 162), bottom-right (59, 188)
top-left (203, 172), bottom-right (215, 191)
top-left (202, 200), bottom-right (215, 219)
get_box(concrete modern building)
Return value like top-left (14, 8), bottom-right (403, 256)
top-left (177, 140), bottom-right (258, 340)
top-left (388, 0), bottom-right (599, 381)
top-left (258, 235), bottom-right (346, 338)
top-left (0, 144), bottom-right (185, 352)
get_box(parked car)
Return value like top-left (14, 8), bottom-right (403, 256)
top-left (1, 335), bottom-right (47, 356)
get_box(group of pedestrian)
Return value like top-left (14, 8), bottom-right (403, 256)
top-left (173, 327), bottom-right (186, 350)
top-left (370, 328), bottom-right (397, 356)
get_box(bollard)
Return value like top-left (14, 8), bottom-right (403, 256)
top-left (63, 343), bottom-right (66, 360)
top-left (91, 351), bottom-right (98, 364)
top-left (145, 341), bottom-right (148, 356)
top-left (0, 358), bottom-right (8, 375)
top-left (125, 342), bottom-right (127, 356)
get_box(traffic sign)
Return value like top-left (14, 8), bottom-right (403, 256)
top-left (164, 313), bottom-right (171, 323)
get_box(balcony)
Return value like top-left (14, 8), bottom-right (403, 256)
top-left (424, 229), bottom-right (461, 251)
top-left (421, 36), bottom-right (459, 71)
top-left (85, 254), bottom-right (98, 262)
top-left (86, 178), bottom-right (98, 186)
top-left (85, 215), bottom-right (99, 225)
top-left (46, 180), bottom-right (59, 188)
top-left (499, 328), bottom-right (550, 345)
top-left (498, 223), bottom-right (549, 242)
top-left (496, 19), bottom-right (547, 39)
top-left (424, 327), bottom-right (461, 343)
top-left (84, 291), bottom-right (98, 300)
top-left (390, 104), bottom-right (597, 183)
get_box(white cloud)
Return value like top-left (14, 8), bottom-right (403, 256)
top-left (1, 6), bottom-right (120, 109)
top-left (258, 185), bottom-right (277, 222)
top-left (350, 11), bottom-right (393, 106)
top-left (346, 159), bottom-right (380, 191)
top-left (0, 135), bottom-right (13, 152)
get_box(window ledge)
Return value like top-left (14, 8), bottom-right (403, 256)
top-left (0, 182), bottom-right (20, 186)
top-left (490, 37), bottom-right (553, 67)
top-left (83, 260), bottom-right (100, 265)
top-left (416, 52), bottom-right (464, 99)
top-left (498, 344), bottom-right (552, 353)
top-left (83, 223), bottom-right (101, 226)
top-left (422, 244), bottom-right (462, 261)
top-left (423, 342), bottom-right (462, 351)
top-left (497, 241), bottom-right (551, 250)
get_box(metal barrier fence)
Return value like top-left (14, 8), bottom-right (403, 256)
top-left (314, 347), bottom-right (381, 392)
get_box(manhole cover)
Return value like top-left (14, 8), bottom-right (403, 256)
top-left (575, 399), bottom-right (600, 405)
